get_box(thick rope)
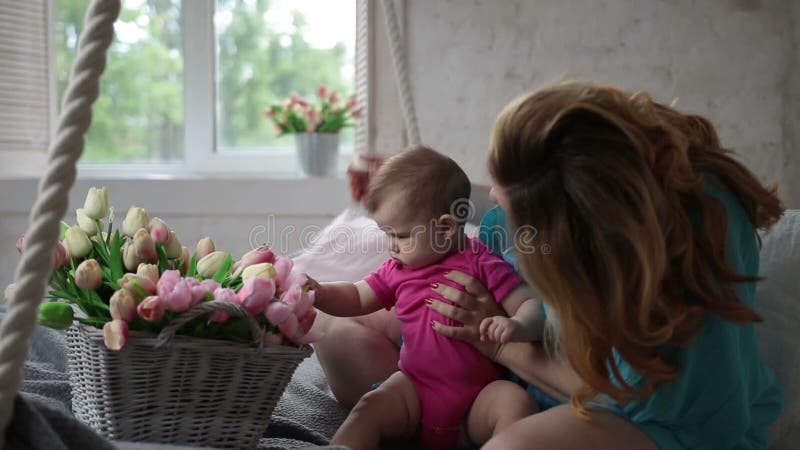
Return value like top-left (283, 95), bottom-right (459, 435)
top-left (0, 0), bottom-right (120, 442)
top-left (380, 0), bottom-right (422, 146)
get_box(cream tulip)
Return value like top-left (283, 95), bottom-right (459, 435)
top-left (196, 251), bottom-right (228, 278)
top-left (241, 262), bottom-right (276, 281)
top-left (76, 208), bottom-right (102, 236)
top-left (83, 187), bottom-right (109, 220)
top-left (122, 206), bottom-right (150, 238)
top-left (164, 231), bottom-right (182, 259)
top-left (64, 225), bottom-right (92, 258)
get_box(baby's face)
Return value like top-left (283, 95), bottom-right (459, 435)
top-left (372, 193), bottom-right (452, 269)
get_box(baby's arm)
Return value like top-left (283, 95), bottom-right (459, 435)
top-left (308, 276), bottom-right (384, 317)
top-left (480, 286), bottom-right (545, 343)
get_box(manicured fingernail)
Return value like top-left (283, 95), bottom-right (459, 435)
top-left (424, 298), bottom-right (432, 305)
top-left (430, 282), bottom-right (439, 289)
top-left (443, 271), bottom-right (450, 275)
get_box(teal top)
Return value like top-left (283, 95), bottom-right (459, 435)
top-left (478, 179), bottom-right (784, 450)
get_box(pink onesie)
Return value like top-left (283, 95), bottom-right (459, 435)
top-left (365, 237), bottom-right (524, 449)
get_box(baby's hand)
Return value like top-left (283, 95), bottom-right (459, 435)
top-left (479, 316), bottom-right (523, 344)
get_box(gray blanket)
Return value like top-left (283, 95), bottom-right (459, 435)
top-left (5, 306), bottom-right (351, 450)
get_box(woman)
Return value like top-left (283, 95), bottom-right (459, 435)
top-left (314, 80), bottom-right (785, 449)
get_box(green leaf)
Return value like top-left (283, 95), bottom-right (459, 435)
top-left (60, 222), bottom-right (70, 240)
top-left (77, 317), bottom-right (108, 328)
top-left (212, 253), bottom-right (234, 284)
top-left (157, 244), bottom-right (169, 274)
top-left (187, 254), bottom-right (198, 278)
top-left (108, 231), bottom-right (125, 283)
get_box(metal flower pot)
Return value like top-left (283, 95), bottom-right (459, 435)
top-left (294, 132), bottom-right (339, 177)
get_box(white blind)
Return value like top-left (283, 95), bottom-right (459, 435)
top-left (354, 0), bottom-right (370, 154)
top-left (0, 0), bottom-right (51, 155)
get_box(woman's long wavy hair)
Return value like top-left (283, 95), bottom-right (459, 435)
top-left (489, 81), bottom-right (784, 415)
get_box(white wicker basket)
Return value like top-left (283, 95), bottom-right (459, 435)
top-left (66, 302), bottom-right (312, 449)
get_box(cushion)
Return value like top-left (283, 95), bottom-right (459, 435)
top-left (757, 209), bottom-right (800, 447)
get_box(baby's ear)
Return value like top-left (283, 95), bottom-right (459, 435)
top-left (436, 214), bottom-right (459, 235)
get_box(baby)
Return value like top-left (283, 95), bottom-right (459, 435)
top-left (310, 146), bottom-right (545, 450)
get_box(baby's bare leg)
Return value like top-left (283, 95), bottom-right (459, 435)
top-left (313, 309), bottom-right (402, 408)
top-left (465, 380), bottom-right (539, 446)
top-left (331, 371), bottom-right (420, 450)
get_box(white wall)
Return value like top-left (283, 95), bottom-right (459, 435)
top-left (3, 0), bottom-right (799, 291)
top-left (374, 0), bottom-right (799, 207)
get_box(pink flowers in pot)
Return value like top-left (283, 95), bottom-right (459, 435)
top-left (264, 85), bottom-right (362, 134)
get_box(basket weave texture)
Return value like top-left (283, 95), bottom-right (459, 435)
top-left (67, 323), bottom-right (312, 449)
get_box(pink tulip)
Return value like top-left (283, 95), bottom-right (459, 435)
top-left (210, 287), bottom-right (239, 322)
top-left (164, 279), bottom-right (193, 313)
top-left (213, 287), bottom-right (239, 303)
top-left (138, 295), bottom-right (166, 322)
top-left (298, 308), bottom-right (317, 335)
top-left (273, 257), bottom-right (293, 290)
top-left (184, 277), bottom-right (219, 305)
top-left (291, 92), bottom-right (308, 107)
top-left (295, 309), bottom-right (322, 344)
top-left (346, 96), bottom-right (357, 110)
top-left (200, 279), bottom-right (220, 298)
top-left (156, 270), bottom-right (181, 297)
top-left (53, 242), bottom-right (70, 269)
top-left (148, 217), bottom-right (170, 244)
top-left (238, 277), bottom-right (276, 315)
top-left (316, 85), bottom-right (327, 99)
top-left (264, 283), bottom-right (320, 344)
top-left (74, 259), bottom-right (102, 290)
top-left (265, 301), bottom-right (292, 326)
top-left (232, 245), bottom-right (275, 277)
top-left (278, 314), bottom-right (299, 340)
top-left (280, 284), bottom-right (314, 317)
top-left (110, 289), bottom-right (138, 322)
top-left (306, 109), bottom-right (321, 132)
top-left (133, 228), bottom-right (157, 262)
top-left (328, 92), bottom-right (340, 105)
top-left (103, 319), bottom-right (129, 351)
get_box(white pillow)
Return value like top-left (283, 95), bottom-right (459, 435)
top-left (757, 209), bottom-right (800, 448)
top-left (292, 207), bottom-right (388, 283)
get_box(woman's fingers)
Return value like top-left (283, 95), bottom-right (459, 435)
top-left (444, 270), bottom-right (491, 300)
top-left (431, 282), bottom-right (478, 310)
top-left (433, 320), bottom-right (502, 360)
top-left (431, 320), bottom-right (471, 340)
top-left (427, 298), bottom-right (473, 324)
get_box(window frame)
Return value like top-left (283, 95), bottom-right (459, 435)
top-left (66, 0), bottom-right (367, 179)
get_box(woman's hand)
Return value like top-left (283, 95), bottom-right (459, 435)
top-left (428, 270), bottom-right (507, 360)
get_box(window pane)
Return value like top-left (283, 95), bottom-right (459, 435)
top-left (56, 0), bottom-right (184, 163)
top-left (215, 0), bottom-right (356, 154)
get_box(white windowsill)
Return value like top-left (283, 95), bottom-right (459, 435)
top-left (0, 176), bottom-right (351, 217)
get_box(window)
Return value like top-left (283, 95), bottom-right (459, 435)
top-left (50, 0), bottom-right (359, 176)
top-left (56, 0), bottom-right (184, 163)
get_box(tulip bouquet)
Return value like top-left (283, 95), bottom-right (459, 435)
top-left (10, 187), bottom-right (319, 351)
top-left (264, 85), bottom-right (361, 134)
